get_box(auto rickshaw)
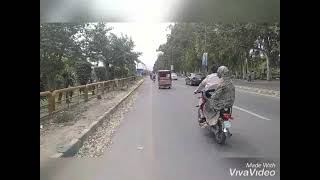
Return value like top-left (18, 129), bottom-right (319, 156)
top-left (157, 70), bottom-right (172, 89)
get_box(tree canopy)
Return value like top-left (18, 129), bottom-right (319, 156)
top-left (40, 23), bottom-right (143, 91)
top-left (153, 23), bottom-right (280, 80)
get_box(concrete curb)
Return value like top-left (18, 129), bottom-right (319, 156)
top-left (50, 78), bottom-right (144, 158)
top-left (235, 85), bottom-right (280, 97)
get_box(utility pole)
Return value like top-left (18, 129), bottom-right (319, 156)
top-left (204, 25), bottom-right (206, 52)
top-left (166, 54), bottom-right (169, 69)
top-left (171, 46), bottom-right (173, 71)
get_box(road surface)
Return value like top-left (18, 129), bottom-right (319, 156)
top-left (41, 78), bottom-right (280, 180)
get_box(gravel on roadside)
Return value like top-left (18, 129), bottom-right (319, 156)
top-left (75, 91), bottom-right (138, 158)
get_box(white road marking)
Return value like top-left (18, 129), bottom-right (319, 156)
top-left (233, 105), bottom-right (272, 121)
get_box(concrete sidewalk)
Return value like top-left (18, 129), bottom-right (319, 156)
top-left (233, 79), bottom-right (280, 91)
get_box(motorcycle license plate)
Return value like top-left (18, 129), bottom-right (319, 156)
top-left (224, 121), bottom-right (231, 128)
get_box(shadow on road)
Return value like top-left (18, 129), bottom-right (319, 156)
top-left (201, 128), bottom-right (260, 157)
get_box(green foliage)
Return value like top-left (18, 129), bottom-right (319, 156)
top-left (41, 23), bottom-right (85, 90)
top-left (153, 23), bottom-right (280, 80)
top-left (40, 23), bottom-right (142, 91)
top-left (94, 66), bottom-right (107, 81)
top-left (75, 61), bottom-right (92, 85)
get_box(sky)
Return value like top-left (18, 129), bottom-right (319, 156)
top-left (108, 23), bottom-right (173, 70)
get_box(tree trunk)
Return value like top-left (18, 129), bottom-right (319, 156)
top-left (265, 54), bottom-right (272, 81)
top-left (239, 63), bottom-right (242, 79)
top-left (242, 60), bottom-right (246, 80)
top-left (246, 58), bottom-right (250, 74)
top-left (47, 76), bottom-right (56, 92)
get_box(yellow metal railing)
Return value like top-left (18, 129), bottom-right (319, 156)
top-left (40, 76), bottom-right (139, 118)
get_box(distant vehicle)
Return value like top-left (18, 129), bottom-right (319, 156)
top-left (158, 70), bottom-right (172, 89)
top-left (185, 73), bottom-right (205, 86)
top-left (171, 73), bottom-right (178, 80)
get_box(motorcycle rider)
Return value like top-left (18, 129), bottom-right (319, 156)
top-left (202, 66), bottom-right (235, 126)
top-left (194, 64), bottom-right (220, 123)
top-left (152, 73), bottom-right (156, 82)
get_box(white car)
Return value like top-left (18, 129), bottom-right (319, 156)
top-left (171, 73), bottom-right (178, 80)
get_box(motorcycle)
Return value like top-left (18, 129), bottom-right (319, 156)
top-left (195, 90), bottom-right (233, 144)
top-left (150, 74), bottom-right (156, 82)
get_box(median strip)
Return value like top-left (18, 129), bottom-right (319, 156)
top-left (235, 85), bottom-right (280, 97)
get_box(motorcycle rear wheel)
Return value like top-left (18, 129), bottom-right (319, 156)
top-left (216, 130), bottom-right (226, 144)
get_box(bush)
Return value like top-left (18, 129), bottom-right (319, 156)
top-left (40, 76), bottom-right (46, 92)
top-left (113, 66), bottom-right (122, 78)
top-left (272, 68), bottom-right (280, 79)
top-left (94, 66), bottom-right (107, 81)
top-left (75, 61), bottom-right (92, 85)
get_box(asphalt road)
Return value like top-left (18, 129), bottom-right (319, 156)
top-left (41, 78), bottom-right (280, 180)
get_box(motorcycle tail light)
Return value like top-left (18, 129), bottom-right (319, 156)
top-left (223, 113), bottom-right (233, 120)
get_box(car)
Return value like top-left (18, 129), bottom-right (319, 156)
top-left (171, 73), bottom-right (178, 80)
top-left (185, 73), bottom-right (205, 86)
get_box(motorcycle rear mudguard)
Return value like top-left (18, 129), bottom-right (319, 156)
top-left (223, 128), bottom-right (232, 138)
top-left (210, 121), bottom-right (232, 138)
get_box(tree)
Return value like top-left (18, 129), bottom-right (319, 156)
top-left (153, 22), bottom-right (280, 80)
top-left (253, 23), bottom-right (280, 80)
top-left (40, 23), bottom-right (85, 90)
top-left (154, 23), bottom-right (199, 73)
top-left (107, 33), bottom-right (142, 78)
top-left (75, 61), bottom-right (92, 85)
top-left (82, 23), bottom-right (113, 66)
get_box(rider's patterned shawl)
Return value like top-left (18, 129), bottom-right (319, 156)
top-left (203, 66), bottom-right (235, 121)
